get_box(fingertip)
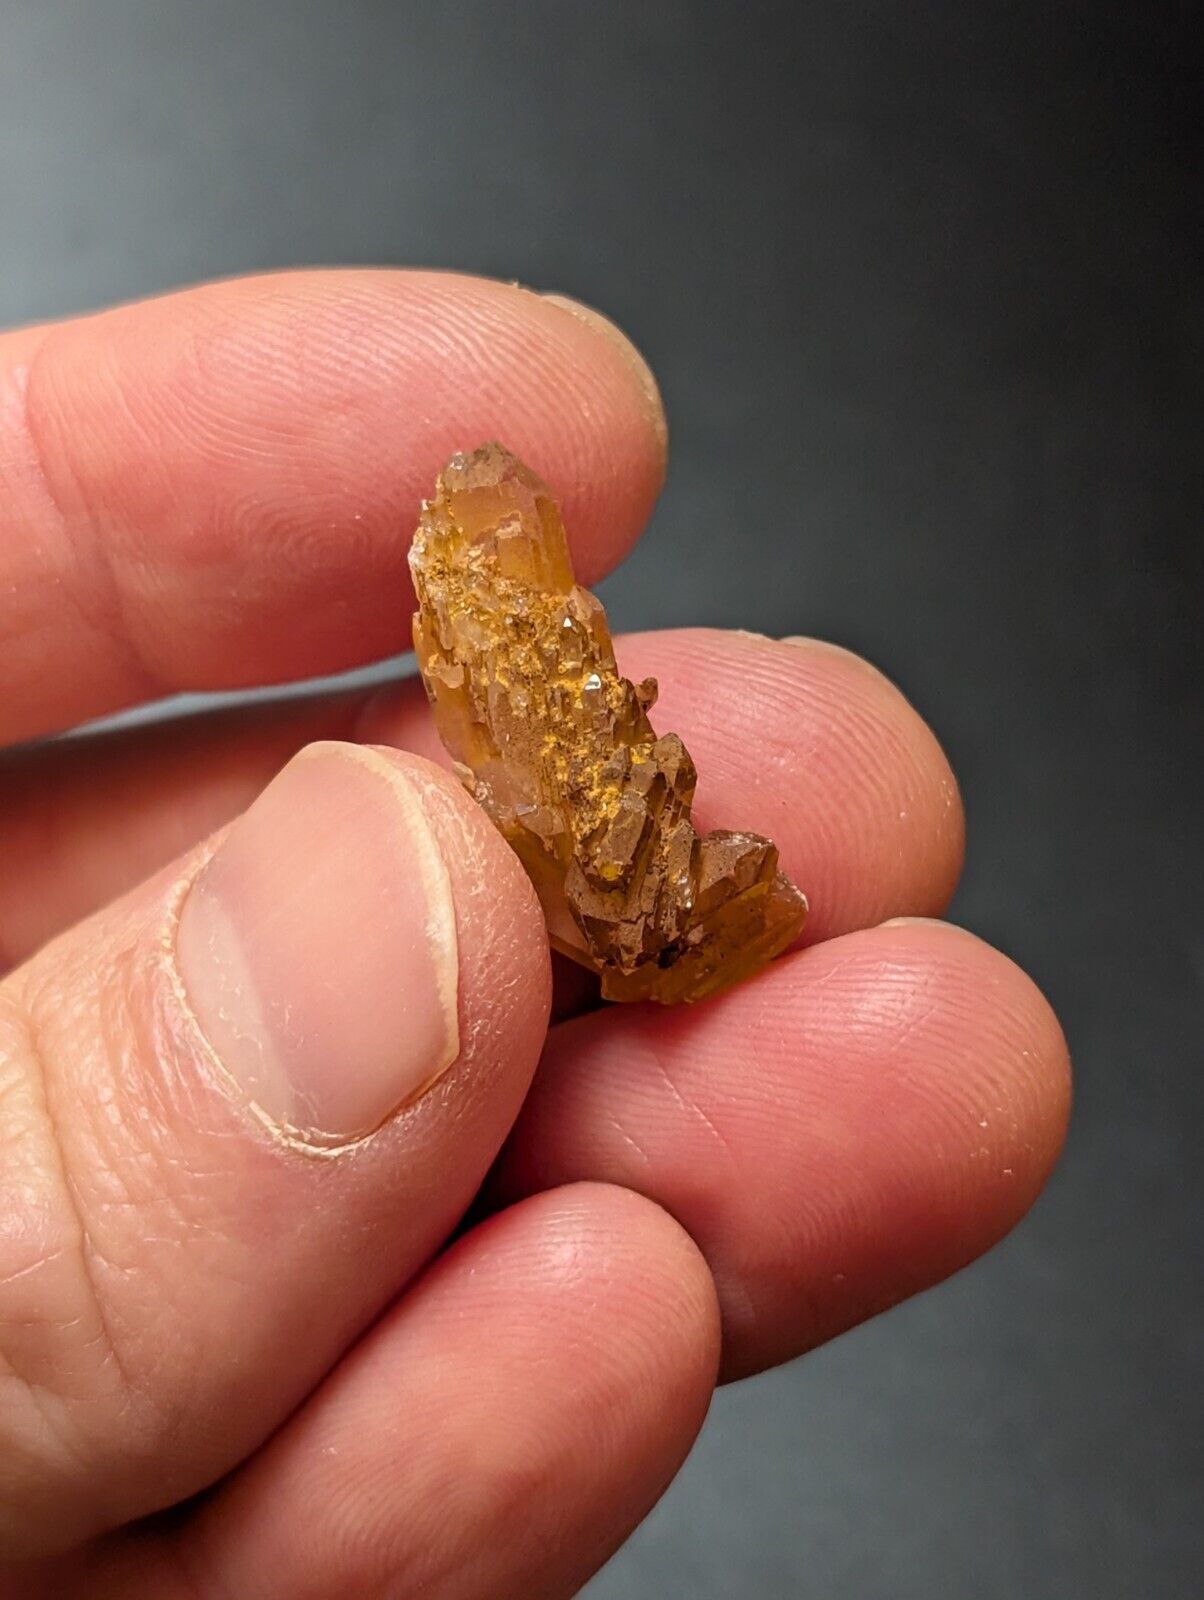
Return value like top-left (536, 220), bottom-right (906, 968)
top-left (495, 916), bottom-right (1070, 1382)
top-left (762, 917), bottom-right (1072, 1296)
top-left (614, 629), bottom-right (967, 943)
top-left (545, 1180), bottom-right (723, 1382)
top-left (772, 634), bottom-right (967, 928)
top-left (172, 741), bottom-right (551, 1146)
top-left (540, 294), bottom-right (668, 465)
top-left (497, 283), bottom-right (667, 584)
top-left (156, 269), bottom-right (669, 585)
top-left (3, 269), bottom-right (669, 734)
top-left (0, 737), bottom-right (556, 1550)
top-left (183, 1180), bottom-right (718, 1600)
top-left (869, 916), bottom-right (1073, 1207)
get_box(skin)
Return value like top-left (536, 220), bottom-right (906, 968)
top-left (0, 271), bottom-right (1071, 1599)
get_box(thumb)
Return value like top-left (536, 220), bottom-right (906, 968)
top-left (0, 742), bottom-right (550, 1560)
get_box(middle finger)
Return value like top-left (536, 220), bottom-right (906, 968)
top-left (0, 629), bottom-right (963, 968)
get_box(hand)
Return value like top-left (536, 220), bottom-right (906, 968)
top-left (0, 272), bottom-right (1070, 1599)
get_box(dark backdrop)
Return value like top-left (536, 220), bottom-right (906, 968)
top-left (2, 4), bottom-right (1199, 1596)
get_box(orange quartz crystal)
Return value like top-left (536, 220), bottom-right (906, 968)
top-left (409, 442), bottom-right (807, 1002)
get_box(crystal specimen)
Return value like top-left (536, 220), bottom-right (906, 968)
top-left (409, 443), bottom-right (807, 1002)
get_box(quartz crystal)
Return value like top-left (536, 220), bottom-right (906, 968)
top-left (409, 443), bottom-right (807, 1002)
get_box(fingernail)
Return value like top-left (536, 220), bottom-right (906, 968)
top-left (879, 916), bottom-right (942, 929)
top-left (175, 743), bottom-right (459, 1145)
top-left (541, 292), bottom-right (668, 454)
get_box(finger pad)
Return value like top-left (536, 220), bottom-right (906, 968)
top-left (497, 922), bottom-right (1070, 1379)
top-left (612, 629), bottom-right (965, 941)
top-left (192, 1184), bottom-right (718, 1600)
top-left (10, 271), bottom-right (664, 718)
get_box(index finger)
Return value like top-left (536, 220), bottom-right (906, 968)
top-left (0, 270), bottom-right (666, 743)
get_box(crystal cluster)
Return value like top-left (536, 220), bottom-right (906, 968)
top-left (409, 443), bottom-right (807, 1002)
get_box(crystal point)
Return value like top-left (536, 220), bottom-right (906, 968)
top-left (409, 443), bottom-right (807, 1003)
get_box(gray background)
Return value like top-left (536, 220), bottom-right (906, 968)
top-left (2, 2), bottom-right (1200, 1596)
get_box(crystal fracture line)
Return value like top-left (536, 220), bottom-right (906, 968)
top-left (409, 442), bottom-right (807, 1003)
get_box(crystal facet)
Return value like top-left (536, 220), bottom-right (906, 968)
top-left (409, 442), bottom-right (807, 1003)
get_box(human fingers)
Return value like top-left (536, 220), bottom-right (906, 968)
top-left (0, 630), bottom-right (962, 966)
top-left (63, 1185), bottom-right (718, 1600)
top-left (0, 691), bottom-right (369, 966)
top-left (0, 269), bottom-right (665, 742)
top-left (0, 743), bottom-right (549, 1559)
top-left (492, 920), bottom-right (1071, 1381)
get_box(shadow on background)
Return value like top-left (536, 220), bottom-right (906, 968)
top-left (1, 4), bottom-right (1199, 1596)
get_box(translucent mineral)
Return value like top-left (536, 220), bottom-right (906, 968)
top-left (409, 443), bottom-right (807, 1002)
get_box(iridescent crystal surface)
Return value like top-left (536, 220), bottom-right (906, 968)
top-left (409, 443), bottom-right (807, 1002)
